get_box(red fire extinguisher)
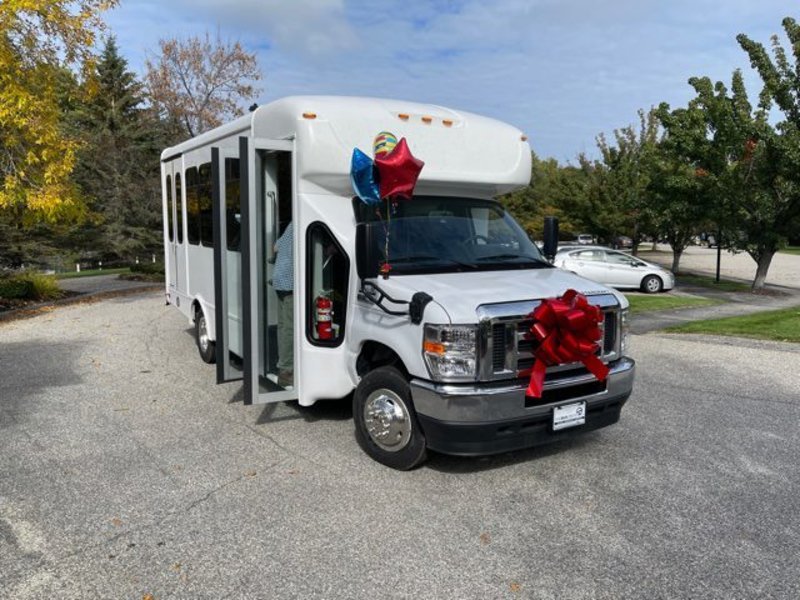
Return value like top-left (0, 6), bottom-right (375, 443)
top-left (315, 295), bottom-right (333, 340)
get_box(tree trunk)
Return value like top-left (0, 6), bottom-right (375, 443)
top-left (752, 251), bottom-right (775, 290)
top-left (671, 248), bottom-right (683, 273)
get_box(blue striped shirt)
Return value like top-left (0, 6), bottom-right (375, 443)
top-left (273, 224), bottom-right (293, 292)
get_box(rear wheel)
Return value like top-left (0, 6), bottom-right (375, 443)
top-left (195, 307), bottom-right (216, 364)
top-left (353, 366), bottom-right (427, 470)
top-left (641, 275), bottom-right (663, 294)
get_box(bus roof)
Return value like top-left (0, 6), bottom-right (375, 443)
top-left (161, 96), bottom-right (532, 197)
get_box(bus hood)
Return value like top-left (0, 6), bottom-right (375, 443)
top-left (373, 268), bottom-right (627, 323)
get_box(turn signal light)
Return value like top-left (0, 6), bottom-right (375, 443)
top-left (423, 340), bottom-right (445, 355)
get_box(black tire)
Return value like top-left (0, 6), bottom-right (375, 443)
top-left (353, 366), bottom-right (427, 470)
top-left (195, 307), bottom-right (216, 364)
top-left (641, 274), bottom-right (663, 294)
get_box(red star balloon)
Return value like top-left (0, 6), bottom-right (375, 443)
top-left (374, 137), bottom-right (424, 200)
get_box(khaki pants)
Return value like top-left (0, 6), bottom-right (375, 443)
top-left (276, 291), bottom-right (293, 372)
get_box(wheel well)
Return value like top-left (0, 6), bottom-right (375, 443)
top-left (356, 341), bottom-right (408, 378)
top-left (191, 299), bottom-right (202, 322)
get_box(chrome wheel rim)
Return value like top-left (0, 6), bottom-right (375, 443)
top-left (363, 389), bottom-right (412, 452)
top-left (198, 315), bottom-right (209, 352)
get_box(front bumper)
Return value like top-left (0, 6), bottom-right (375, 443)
top-left (410, 357), bottom-right (635, 456)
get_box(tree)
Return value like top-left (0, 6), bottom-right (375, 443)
top-left (594, 110), bottom-right (660, 255)
top-left (736, 18), bottom-right (800, 287)
top-left (0, 0), bottom-right (116, 228)
top-left (501, 154), bottom-right (587, 240)
top-left (654, 99), bottom-right (720, 273)
top-left (70, 37), bottom-right (167, 262)
top-left (145, 31), bottom-right (262, 139)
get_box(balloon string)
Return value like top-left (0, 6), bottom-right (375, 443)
top-left (385, 197), bottom-right (391, 271)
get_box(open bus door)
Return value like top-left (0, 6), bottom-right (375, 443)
top-left (212, 137), bottom-right (297, 405)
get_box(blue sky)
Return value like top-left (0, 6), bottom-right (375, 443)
top-left (106, 0), bottom-right (798, 161)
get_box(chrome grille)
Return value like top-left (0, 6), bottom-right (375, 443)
top-left (477, 294), bottom-right (620, 382)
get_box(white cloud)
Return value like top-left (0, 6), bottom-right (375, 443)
top-left (177, 0), bottom-right (357, 57)
top-left (105, 0), bottom-right (800, 159)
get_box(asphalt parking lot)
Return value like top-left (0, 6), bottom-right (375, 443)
top-left (1, 292), bottom-right (799, 599)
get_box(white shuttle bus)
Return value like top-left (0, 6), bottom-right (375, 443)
top-left (161, 96), bottom-right (635, 469)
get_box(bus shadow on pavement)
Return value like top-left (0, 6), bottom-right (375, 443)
top-left (254, 397), bottom-right (352, 425)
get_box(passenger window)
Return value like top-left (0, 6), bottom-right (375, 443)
top-left (175, 173), bottom-right (183, 243)
top-left (306, 223), bottom-right (349, 346)
top-left (225, 158), bottom-right (241, 251)
top-left (185, 167), bottom-right (200, 245)
top-left (606, 252), bottom-right (634, 265)
top-left (575, 250), bottom-right (602, 261)
top-left (198, 162), bottom-right (213, 248)
top-left (166, 174), bottom-right (173, 242)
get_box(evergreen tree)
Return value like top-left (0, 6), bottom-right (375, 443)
top-left (70, 36), bottom-right (166, 263)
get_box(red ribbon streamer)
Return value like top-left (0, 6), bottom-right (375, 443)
top-left (526, 289), bottom-right (610, 398)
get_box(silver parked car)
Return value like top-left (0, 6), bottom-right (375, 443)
top-left (555, 246), bottom-right (675, 293)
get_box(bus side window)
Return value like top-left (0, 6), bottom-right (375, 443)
top-left (198, 162), bottom-right (213, 248)
top-left (225, 158), bottom-right (241, 251)
top-left (175, 173), bottom-right (183, 244)
top-left (166, 174), bottom-right (173, 242)
top-left (306, 223), bottom-right (349, 346)
top-left (185, 167), bottom-right (200, 245)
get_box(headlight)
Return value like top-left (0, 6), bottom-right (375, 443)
top-left (620, 308), bottom-right (630, 355)
top-left (423, 324), bottom-right (477, 381)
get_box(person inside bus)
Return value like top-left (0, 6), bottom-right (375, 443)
top-left (273, 221), bottom-right (293, 387)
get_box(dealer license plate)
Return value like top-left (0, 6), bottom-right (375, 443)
top-left (552, 401), bottom-right (586, 431)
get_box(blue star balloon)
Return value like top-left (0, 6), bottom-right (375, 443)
top-left (351, 148), bottom-right (381, 205)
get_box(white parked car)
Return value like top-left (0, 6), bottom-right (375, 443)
top-left (555, 246), bottom-right (675, 293)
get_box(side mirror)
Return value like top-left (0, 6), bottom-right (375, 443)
top-left (542, 216), bottom-right (559, 261)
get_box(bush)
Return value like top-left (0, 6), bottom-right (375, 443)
top-left (0, 271), bottom-right (63, 301)
top-left (130, 262), bottom-right (165, 275)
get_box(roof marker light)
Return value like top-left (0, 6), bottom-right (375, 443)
top-left (302, 112), bottom-right (317, 119)
top-left (421, 116), bottom-right (433, 124)
top-left (521, 134), bottom-right (528, 141)
top-left (398, 113), bottom-right (410, 120)
top-left (442, 119), bottom-right (454, 127)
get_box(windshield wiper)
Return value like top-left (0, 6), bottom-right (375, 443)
top-left (476, 254), bottom-right (551, 266)
top-left (391, 255), bottom-right (477, 269)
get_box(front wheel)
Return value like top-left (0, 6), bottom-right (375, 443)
top-left (353, 366), bottom-right (427, 470)
top-left (195, 307), bottom-right (216, 364)
top-left (641, 275), bottom-right (663, 294)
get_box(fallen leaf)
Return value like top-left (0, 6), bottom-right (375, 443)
top-left (111, 517), bottom-right (123, 527)
top-left (142, 594), bottom-right (155, 600)
top-left (479, 532), bottom-right (491, 545)
top-left (171, 562), bottom-right (181, 572)
top-left (286, 469), bottom-right (299, 475)
top-left (245, 470), bottom-right (257, 477)
top-left (510, 582), bottom-right (522, 593)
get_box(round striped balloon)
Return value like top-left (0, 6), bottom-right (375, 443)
top-left (373, 131), bottom-right (398, 156)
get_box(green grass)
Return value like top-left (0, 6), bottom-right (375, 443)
top-left (779, 246), bottom-right (800, 255)
top-left (676, 273), bottom-right (752, 293)
top-left (666, 306), bottom-right (800, 343)
top-left (625, 293), bottom-right (722, 314)
top-left (57, 267), bottom-right (130, 279)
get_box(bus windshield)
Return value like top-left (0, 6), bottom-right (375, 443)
top-left (355, 196), bottom-right (549, 275)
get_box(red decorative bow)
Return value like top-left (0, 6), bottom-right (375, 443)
top-left (526, 289), bottom-right (610, 398)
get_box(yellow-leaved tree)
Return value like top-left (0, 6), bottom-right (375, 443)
top-left (0, 0), bottom-right (117, 225)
